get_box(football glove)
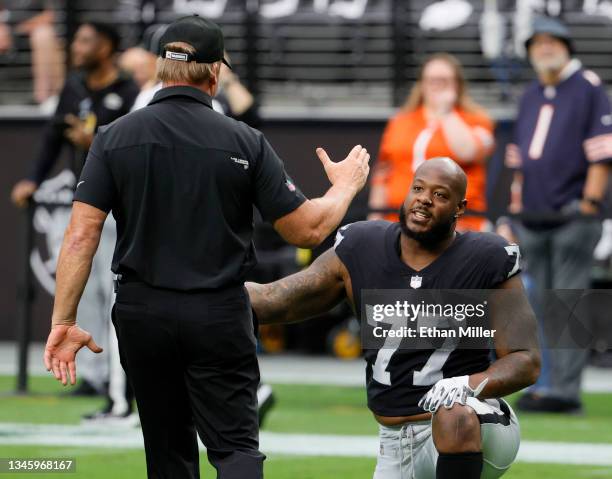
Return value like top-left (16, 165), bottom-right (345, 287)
top-left (418, 376), bottom-right (489, 413)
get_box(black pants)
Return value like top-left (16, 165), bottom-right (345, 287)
top-left (112, 281), bottom-right (264, 479)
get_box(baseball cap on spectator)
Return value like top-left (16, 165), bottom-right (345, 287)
top-left (159, 15), bottom-right (231, 68)
top-left (141, 24), bottom-right (168, 55)
top-left (525, 16), bottom-right (574, 54)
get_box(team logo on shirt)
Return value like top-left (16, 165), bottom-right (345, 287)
top-left (230, 156), bottom-right (249, 170)
top-left (78, 98), bottom-right (92, 117)
top-left (286, 179), bottom-right (296, 192)
top-left (103, 93), bottom-right (123, 111)
top-left (410, 275), bottom-right (422, 289)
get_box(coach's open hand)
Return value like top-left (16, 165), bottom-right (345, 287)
top-left (316, 144), bottom-right (370, 193)
top-left (44, 324), bottom-right (102, 386)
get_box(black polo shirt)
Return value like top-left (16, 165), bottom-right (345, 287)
top-left (74, 86), bottom-right (306, 290)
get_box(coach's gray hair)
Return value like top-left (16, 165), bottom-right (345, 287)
top-left (156, 42), bottom-right (220, 84)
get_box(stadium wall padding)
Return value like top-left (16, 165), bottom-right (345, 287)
top-left (0, 117), bottom-right (514, 341)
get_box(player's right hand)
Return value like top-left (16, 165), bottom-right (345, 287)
top-left (316, 145), bottom-right (370, 195)
top-left (11, 179), bottom-right (38, 208)
top-left (418, 376), bottom-right (488, 413)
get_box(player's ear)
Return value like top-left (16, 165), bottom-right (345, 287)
top-left (455, 199), bottom-right (467, 219)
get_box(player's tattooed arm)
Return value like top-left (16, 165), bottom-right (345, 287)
top-left (469, 274), bottom-right (541, 398)
top-left (246, 248), bottom-right (347, 324)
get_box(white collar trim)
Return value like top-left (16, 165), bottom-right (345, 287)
top-left (559, 59), bottom-right (581, 82)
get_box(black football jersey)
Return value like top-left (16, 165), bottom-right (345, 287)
top-left (334, 220), bottom-right (521, 417)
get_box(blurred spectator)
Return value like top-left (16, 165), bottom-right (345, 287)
top-left (118, 24), bottom-right (165, 109)
top-left (10, 21), bottom-right (139, 396)
top-left (506, 16), bottom-right (611, 413)
top-left (0, 2), bottom-right (64, 108)
top-left (368, 53), bottom-right (494, 231)
top-left (214, 59), bottom-right (260, 126)
top-left (11, 21), bottom-right (138, 207)
top-left (119, 47), bottom-right (157, 91)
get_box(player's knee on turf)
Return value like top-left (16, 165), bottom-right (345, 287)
top-left (432, 404), bottom-right (481, 453)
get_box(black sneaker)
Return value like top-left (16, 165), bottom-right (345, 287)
top-left (257, 383), bottom-right (276, 427)
top-left (64, 379), bottom-right (100, 397)
top-left (590, 351), bottom-right (612, 368)
top-left (82, 397), bottom-right (139, 427)
top-left (81, 410), bottom-right (140, 427)
top-left (82, 397), bottom-right (114, 421)
top-left (516, 393), bottom-right (583, 414)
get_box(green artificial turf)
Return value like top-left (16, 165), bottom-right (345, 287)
top-left (1, 376), bottom-right (611, 444)
top-left (2, 374), bottom-right (612, 477)
top-left (0, 446), bottom-right (611, 479)
top-left (0, 375), bottom-right (106, 424)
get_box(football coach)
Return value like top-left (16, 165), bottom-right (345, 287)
top-left (43, 15), bottom-right (370, 479)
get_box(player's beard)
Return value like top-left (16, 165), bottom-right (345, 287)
top-left (399, 204), bottom-right (456, 247)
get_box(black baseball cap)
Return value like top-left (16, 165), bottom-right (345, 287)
top-left (159, 15), bottom-right (231, 68)
top-left (525, 16), bottom-right (573, 54)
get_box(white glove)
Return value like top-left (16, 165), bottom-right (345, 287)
top-left (418, 376), bottom-right (489, 413)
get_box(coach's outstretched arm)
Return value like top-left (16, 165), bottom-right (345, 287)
top-left (467, 275), bottom-right (541, 398)
top-left (274, 145), bottom-right (370, 248)
top-left (247, 248), bottom-right (347, 324)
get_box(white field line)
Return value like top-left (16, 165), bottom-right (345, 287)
top-left (0, 423), bottom-right (611, 466)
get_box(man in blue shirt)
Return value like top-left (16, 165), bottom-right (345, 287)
top-left (505, 16), bottom-right (611, 413)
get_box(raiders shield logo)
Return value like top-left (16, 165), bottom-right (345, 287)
top-left (30, 170), bottom-right (76, 295)
top-left (410, 275), bottom-right (422, 289)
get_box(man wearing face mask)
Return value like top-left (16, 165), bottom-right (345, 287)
top-left (505, 16), bottom-right (612, 413)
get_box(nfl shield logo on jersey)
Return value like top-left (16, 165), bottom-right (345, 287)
top-left (410, 275), bottom-right (422, 289)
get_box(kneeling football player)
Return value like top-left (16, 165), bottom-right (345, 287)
top-left (247, 157), bottom-right (540, 479)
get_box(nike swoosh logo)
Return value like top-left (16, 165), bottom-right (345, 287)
top-left (77, 181), bottom-right (85, 188)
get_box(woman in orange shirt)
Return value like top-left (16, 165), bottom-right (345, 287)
top-left (369, 53), bottom-right (495, 231)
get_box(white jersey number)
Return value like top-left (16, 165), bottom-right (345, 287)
top-left (372, 310), bottom-right (460, 387)
top-left (504, 244), bottom-right (521, 278)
